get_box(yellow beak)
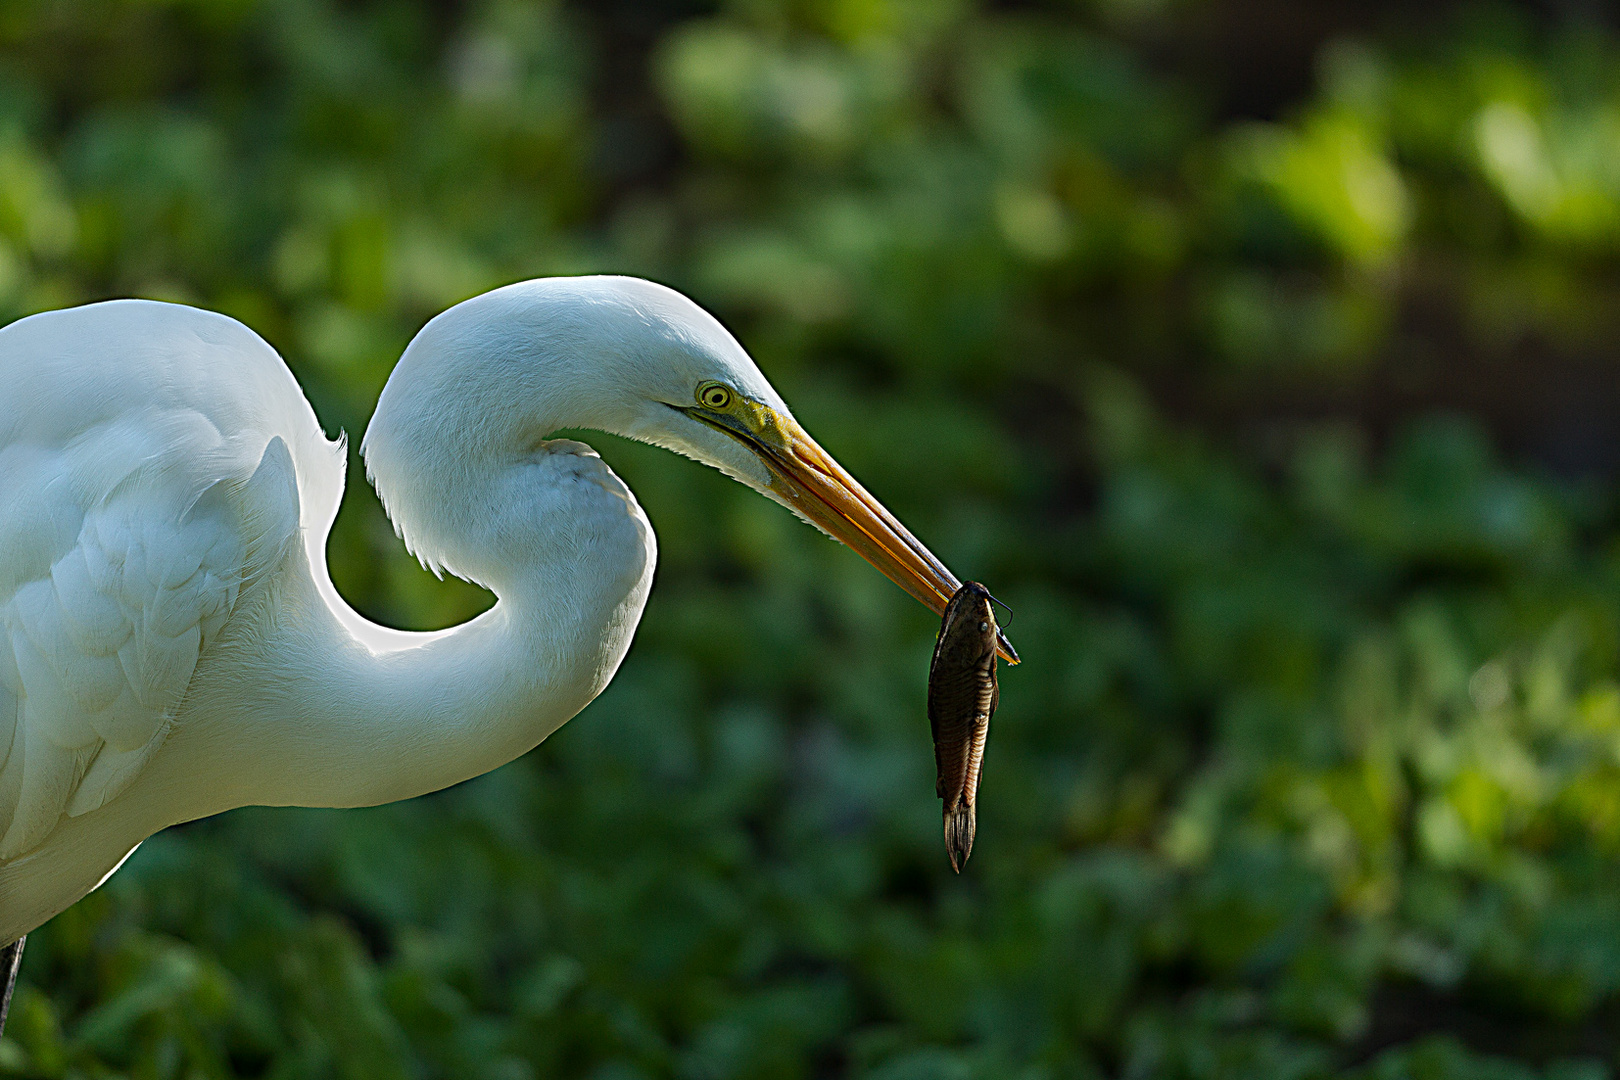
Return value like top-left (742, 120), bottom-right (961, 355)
top-left (691, 401), bottom-right (1019, 665)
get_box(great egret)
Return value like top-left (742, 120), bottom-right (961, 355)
top-left (0, 275), bottom-right (1015, 1020)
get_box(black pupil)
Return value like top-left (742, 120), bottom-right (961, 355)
top-left (708, 390), bottom-right (725, 405)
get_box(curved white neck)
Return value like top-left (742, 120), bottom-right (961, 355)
top-left (176, 440), bottom-right (655, 817)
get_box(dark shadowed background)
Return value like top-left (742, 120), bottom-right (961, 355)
top-left (5, 0), bottom-right (1620, 1077)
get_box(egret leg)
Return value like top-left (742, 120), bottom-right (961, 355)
top-left (0, 936), bottom-right (23, 1038)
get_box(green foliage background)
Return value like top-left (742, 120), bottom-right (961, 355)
top-left (6, 0), bottom-right (1620, 1076)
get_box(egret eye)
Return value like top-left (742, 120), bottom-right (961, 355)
top-left (697, 383), bottom-right (733, 410)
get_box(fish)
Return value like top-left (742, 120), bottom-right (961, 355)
top-left (928, 581), bottom-right (1000, 873)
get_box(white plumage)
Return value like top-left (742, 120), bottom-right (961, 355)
top-left (0, 275), bottom-right (997, 945)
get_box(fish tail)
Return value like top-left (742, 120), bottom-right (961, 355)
top-left (944, 803), bottom-right (976, 873)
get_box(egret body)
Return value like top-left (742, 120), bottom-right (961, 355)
top-left (0, 276), bottom-right (1012, 950)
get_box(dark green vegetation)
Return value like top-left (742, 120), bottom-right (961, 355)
top-left (6, 0), bottom-right (1620, 1076)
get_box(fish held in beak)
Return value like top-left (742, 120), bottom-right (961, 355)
top-left (928, 582), bottom-right (1000, 872)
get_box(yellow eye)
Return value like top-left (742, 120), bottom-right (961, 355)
top-left (697, 382), bottom-right (733, 410)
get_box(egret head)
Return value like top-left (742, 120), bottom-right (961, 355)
top-left (366, 275), bottom-right (1016, 662)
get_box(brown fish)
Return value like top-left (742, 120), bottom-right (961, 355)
top-left (928, 582), bottom-right (1000, 872)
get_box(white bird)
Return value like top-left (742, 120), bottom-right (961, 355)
top-left (0, 275), bottom-right (1015, 980)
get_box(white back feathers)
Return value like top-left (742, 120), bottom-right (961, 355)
top-left (0, 301), bottom-right (331, 858)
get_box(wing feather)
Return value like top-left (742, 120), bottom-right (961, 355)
top-left (50, 547), bottom-right (128, 654)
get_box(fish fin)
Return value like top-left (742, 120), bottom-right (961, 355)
top-left (944, 801), bottom-right (976, 873)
